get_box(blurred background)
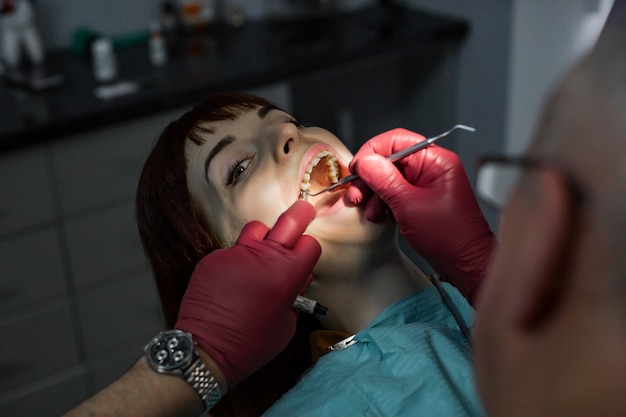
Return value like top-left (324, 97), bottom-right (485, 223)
top-left (0, 0), bottom-right (613, 415)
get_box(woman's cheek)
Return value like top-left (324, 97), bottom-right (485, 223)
top-left (237, 183), bottom-right (292, 228)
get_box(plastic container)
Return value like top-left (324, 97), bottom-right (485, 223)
top-left (149, 22), bottom-right (168, 66)
top-left (91, 37), bottom-right (118, 82)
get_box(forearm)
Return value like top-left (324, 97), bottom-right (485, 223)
top-left (63, 350), bottom-right (227, 417)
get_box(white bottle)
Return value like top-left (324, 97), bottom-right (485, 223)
top-left (149, 22), bottom-right (168, 66)
top-left (91, 37), bottom-right (117, 82)
top-left (1, 0), bottom-right (44, 69)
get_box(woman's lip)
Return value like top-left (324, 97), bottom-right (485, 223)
top-left (314, 188), bottom-right (348, 217)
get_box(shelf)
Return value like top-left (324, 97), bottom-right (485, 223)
top-left (0, 4), bottom-right (468, 153)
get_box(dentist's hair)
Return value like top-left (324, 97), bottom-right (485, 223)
top-left (135, 92), bottom-right (318, 417)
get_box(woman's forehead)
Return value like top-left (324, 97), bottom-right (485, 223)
top-left (197, 106), bottom-right (287, 139)
top-left (184, 110), bottom-right (253, 154)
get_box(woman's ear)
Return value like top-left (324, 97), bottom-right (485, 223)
top-left (510, 169), bottom-right (579, 330)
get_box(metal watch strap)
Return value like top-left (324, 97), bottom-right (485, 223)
top-left (184, 355), bottom-right (222, 410)
top-left (184, 355), bottom-right (223, 410)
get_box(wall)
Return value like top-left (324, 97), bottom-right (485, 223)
top-left (506, 0), bottom-right (614, 154)
top-left (403, 0), bottom-right (513, 230)
top-left (477, 0), bottom-right (613, 217)
top-left (406, 0), bottom-right (612, 229)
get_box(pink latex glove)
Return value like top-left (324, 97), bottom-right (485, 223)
top-left (346, 128), bottom-right (495, 304)
top-left (175, 201), bottom-right (321, 388)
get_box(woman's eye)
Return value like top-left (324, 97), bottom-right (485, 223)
top-left (227, 158), bottom-right (252, 185)
top-left (286, 117), bottom-right (304, 128)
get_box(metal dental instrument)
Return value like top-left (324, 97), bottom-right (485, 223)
top-left (430, 273), bottom-right (473, 347)
top-left (304, 124), bottom-right (476, 197)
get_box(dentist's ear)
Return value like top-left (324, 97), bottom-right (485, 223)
top-left (510, 169), bottom-right (580, 330)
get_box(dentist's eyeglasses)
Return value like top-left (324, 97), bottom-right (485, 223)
top-left (474, 155), bottom-right (585, 210)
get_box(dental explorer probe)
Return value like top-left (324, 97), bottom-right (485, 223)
top-left (304, 124), bottom-right (476, 197)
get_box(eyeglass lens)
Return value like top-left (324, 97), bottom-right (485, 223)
top-left (476, 162), bottom-right (522, 209)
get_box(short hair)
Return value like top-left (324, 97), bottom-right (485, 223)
top-left (136, 92), bottom-right (275, 326)
top-left (135, 92), bottom-right (320, 416)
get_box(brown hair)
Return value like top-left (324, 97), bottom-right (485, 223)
top-left (135, 92), bottom-right (319, 416)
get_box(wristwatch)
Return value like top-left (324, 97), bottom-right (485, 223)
top-left (144, 329), bottom-right (222, 410)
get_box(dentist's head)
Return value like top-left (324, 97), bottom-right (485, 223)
top-left (474, 7), bottom-right (626, 417)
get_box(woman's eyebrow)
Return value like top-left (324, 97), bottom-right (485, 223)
top-left (205, 134), bottom-right (236, 181)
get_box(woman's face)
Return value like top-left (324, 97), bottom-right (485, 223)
top-left (185, 106), bottom-right (389, 251)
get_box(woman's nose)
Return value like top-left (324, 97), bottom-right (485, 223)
top-left (273, 123), bottom-right (300, 162)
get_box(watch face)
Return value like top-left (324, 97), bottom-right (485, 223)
top-left (146, 330), bottom-right (194, 372)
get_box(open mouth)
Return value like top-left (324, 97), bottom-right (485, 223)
top-left (298, 149), bottom-right (349, 203)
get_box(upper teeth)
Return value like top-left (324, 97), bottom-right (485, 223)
top-left (300, 150), bottom-right (340, 192)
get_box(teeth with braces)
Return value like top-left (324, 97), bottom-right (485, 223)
top-left (299, 150), bottom-right (340, 201)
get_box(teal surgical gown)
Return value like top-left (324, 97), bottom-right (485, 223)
top-left (263, 283), bottom-right (485, 416)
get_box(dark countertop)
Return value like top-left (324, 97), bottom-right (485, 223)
top-left (0, 4), bottom-right (468, 153)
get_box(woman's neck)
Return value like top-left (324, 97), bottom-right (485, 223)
top-left (306, 238), bottom-right (432, 333)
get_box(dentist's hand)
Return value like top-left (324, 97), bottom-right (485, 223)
top-left (175, 201), bottom-right (321, 389)
top-left (346, 128), bottom-right (495, 304)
